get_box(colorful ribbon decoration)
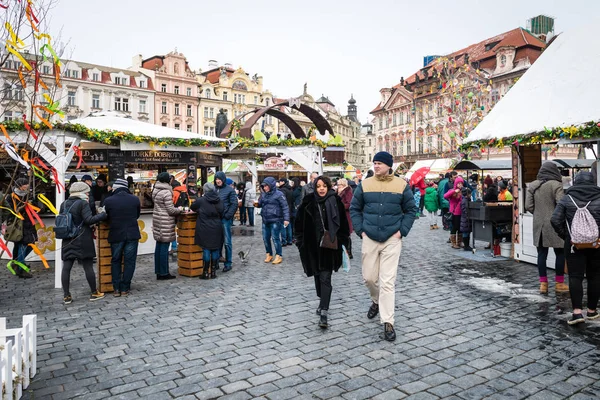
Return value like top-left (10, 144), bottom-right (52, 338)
top-left (28, 244), bottom-right (49, 269)
top-left (18, 65), bottom-right (27, 88)
top-left (50, 167), bottom-right (65, 193)
top-left (0, 237), bottom-right (12, 258)
top-left (7, 260), bottom-right (29, 275)
top-left (32, 104), bottom-right (53, 129)
top-left (2, 142), bottom-right (30, 169)
top-left (22, 114), bottom-right (38, 140)
top-left (31, 164), bottom-right (48, 182)
top-left (4, 22), bottom-right (33, 71)
top-left (72, 145), bottom-right (83, 168)
top-left (1, 124), bottom-right (16, 147)
top-left (0, 206), bottom-right (23, 220)
top-left (37, 193), bottom-right (57, 215)
top-left (24, 203), bottom-right (43, 228)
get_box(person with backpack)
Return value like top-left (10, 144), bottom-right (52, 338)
top-left (152, 172), bottom-right (183, 280)
top-left (551, 172), bottom-right (600, 325)
top-left (58, 182), bottom-right (108, 304)
top-left (526, 162), bottom-right (567, 294)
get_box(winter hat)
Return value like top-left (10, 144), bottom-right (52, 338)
top-left (226, 178), bottom-right (234, 186)
top-left (203, 182), bottom-right (215, 193)
top-left (278, 177), bottom-right (289, 185)
top-left (96, 173), bottom-right (107, 183)
top-left (69, 182), bottom-right (90, 195)
top-left (498, 181), bottom-right (507, 190)
top-left (14, 177), bottom-right (29, 188)
top-left (112, 178), bottom-right (128, 190)
top-left (81, 174), bottom-right (93, 182)
top-left (157, 172), bottom-right (171, 183)
top-left (373, 151), bottom-right (393, 168)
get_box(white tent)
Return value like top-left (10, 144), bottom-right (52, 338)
top-left (465, 25), bottom-right (600, 144)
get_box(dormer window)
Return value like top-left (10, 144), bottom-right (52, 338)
top-left (500, 54), bottom-right (507, 67)
top-left (139, 80), bottom-right (146, 88)
top-left (485, 41), bottom-right (501, 51)
top-left (72, 70), bottom-right (79, 79)
top-left (43, 65), bottom-right (50, 74)
top-left (115, 76), bottom-right (121, 85)
top-left (92, 72), bottom-right (99, 81)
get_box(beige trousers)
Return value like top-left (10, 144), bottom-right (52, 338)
top-left (361, 235), bottom-right (403, 325)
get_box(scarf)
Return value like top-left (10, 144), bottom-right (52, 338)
top-left (316, 189), bottom-right (340, 242)
top-left (71, 193), bottom-right (89, 201)
top-left (13, 188), bottom-right (27, 197)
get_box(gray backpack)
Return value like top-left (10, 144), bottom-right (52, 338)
top-left (566, 195), bottom-right (600, 250)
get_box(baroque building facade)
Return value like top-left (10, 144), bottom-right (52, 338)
top-left (370, 27), bottom-right (578, 164)
top-left (0, 55), bottom-right (155, 123)
top-left (131, 51), bottom-right (200, 132)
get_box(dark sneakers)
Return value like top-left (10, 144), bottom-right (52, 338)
top-left (588, 311), bottom-right (600, 320)
top-left (568, 313), bottom-right (585, 325)
top-left (384, 323), bottom-right (396, 341)
top-left (63, 295), bottom-right (72, 305)
top-left (367, 302), bottom-right (379, 319)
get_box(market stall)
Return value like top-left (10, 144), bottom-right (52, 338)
top-left (463, 25), bottom-right (600, 266)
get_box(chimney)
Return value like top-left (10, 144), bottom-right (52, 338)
top-left (400, 77), bottom-right (404, 86)
top-left (224, 63), bottom-right (232, 69)
top-left (132, 54), bottom-right (143, 68)
top-left (208, 60), bottom-right (218, 69)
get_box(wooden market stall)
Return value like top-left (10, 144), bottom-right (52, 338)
top-left (463, 25), bottom-right (600, 267)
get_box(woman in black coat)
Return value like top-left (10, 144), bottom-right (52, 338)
top-left (551, 172), bottom-right (600, 325)
top-left (60, 182), bottom-right (107, 304)
top-left (190, 182), bottom-right (224, 279)
top-left (295, 176), bottom-right (350, 329)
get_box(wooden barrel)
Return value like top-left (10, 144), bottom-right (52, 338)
top-left (177, 214), bottom-right (204, 277)
top-left (96, 222), bottom-right (123, 293)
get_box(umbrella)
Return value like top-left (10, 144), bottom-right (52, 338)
top-left (409, 166), bottom-right (430, 186)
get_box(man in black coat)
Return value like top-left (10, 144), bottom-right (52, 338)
top-left (103, 178), bottom-right (141, 296)
top-left (81, 174), bottom-right (97, 215)
top-left (278, 177), bottom-right (294, 246)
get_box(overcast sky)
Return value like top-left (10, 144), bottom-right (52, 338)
top-left (47, 0), bottom-right (598, 124)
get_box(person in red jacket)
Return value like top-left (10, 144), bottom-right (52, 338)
top-left (415, 178), bottom-right (426, 216)
top-left (444, 176), bottom-right (464, 249)
top-left (336, 178), bottom-right (354, 259)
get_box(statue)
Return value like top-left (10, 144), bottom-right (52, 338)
top-left (215, 108), bottom-right (228, 137)
top-left (220, 66), bottom-right (227, 78)
top-left (252, 73), bottom-right (259, 83)
top-left (303, 82), bottom-right (307, 95)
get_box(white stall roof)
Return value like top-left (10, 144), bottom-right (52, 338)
top-left (68, 114), bottom-right (226, 142)
top-left (465, 26), bottom-right (600, 144)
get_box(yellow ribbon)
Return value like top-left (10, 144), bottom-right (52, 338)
top-left (37, 194), bottom-right (57, 215)
top-left (0, 206), bottom-right (24, 220)
top-left (28, 244), bottom-right (50, 269)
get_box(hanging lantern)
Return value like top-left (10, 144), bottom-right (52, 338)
top-left (449, 132), bottom-right (456, 138)
top-left (467, 92), bottom-right (474, 98)
top-left (448, 117), bottom-right (453, 123)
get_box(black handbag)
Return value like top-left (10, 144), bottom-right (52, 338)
top-left (318, 206), bottom-right (338, 250)
top-left (5, 217), bottom-right (23, 242)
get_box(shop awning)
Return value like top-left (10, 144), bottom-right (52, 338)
top-left (465, 25), bottom-right (600, 144)
top-left (454, 160), bottom-right (512, 171)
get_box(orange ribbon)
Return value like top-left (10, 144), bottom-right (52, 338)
top-left (29, 244), bottom-right (50, 269)
top-left (0, 237), bottom-right (12, 258)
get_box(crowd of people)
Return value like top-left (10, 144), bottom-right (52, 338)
top-left (2, 151), bottom-right (599, 335)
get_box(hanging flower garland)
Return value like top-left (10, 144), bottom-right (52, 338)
top-left (0, 120), bottom-right (341, 149)
top-left (459, 121), bottom-right (600, 152)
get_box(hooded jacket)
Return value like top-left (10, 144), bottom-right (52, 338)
top-left (424, 186), bottom-right (440, 212)
top-left (525, 162), bottom-right (565, 248)
top-left (437, 178), bottom-right (450, 209)
top-left (258, 177), bottom-right (290, 224)
top-left (191, 190), bottom-right (224, 250)
top-left (551, 172), bottom-right (600, 242)
top-left (151, 181), bottom-right (182, 242)
top-left (278, 178), bottom-right (294, 216)
top-left (60, 197), bottom-right (107, 260)
top-left (444, 176), bottom-right (464, 216)
top-left (243, 182), bottom-right (256, 208)
top-left (215, 171), bottom-right (238, 220)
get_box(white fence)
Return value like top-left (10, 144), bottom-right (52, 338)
top-left (0, 315), bottom-right (37, 400)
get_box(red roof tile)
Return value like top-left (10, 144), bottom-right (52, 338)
top-left (202, 67), bottom-right (235, 84)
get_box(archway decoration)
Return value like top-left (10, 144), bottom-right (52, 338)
top-left (220, 100), bottom-right (335, 139)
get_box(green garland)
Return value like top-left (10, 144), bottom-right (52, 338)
top-left (0, 120), bottom-right (339, 149)
top-left (460, 120), bottom-right (600, 151)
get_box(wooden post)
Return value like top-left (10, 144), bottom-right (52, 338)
top-left (96, 222), bottom-right (122, 293)
top-left (177, 214), bottom-right (203, 276)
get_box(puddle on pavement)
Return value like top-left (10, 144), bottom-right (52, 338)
top-left (232, 226), bottom-right (255, 236)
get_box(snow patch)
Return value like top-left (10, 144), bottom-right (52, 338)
top-left (464, 277), bottom-right (548, 303)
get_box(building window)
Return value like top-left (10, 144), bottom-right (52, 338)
top-left (174, 86), bottom-right (180, 95)
top-left (72, 70), bottom-right (79, 79)
top-left (437, 104), bottom-right (443, 117)
top-left (162, 123), bottom-right (167, 127)
top-left (161, 101), bottom-right (167, 114)
top-left (378, 119), bottom-right (382, 130)
top-left (174, 103), bottom-right (180, 115)
top-left (254, 96), bottom-right (258, 104)
top-left (392, 113), bottom-right (397, 126)
top-left (223, 92), bottom-right (228, 101)
top-left (399, 140), bottom-right (404, 156)
top-left (92, 94), bottom-right (100, 109)
top-left (266, 98), bottom-right (270, 106)
top-left (175, 123), bottom-right (180, 130)
top-left (438, 134), bottom-right (443, 153)
top-left (418, 110), bottom-right (423, 122)
top-left (92, 73), bottom-right (99, 81)
top-left (186, 87), bottom-right (192, 96)
top-left (209, 108), bottom-right (214, 119)
top-left (114, 97), bottom-right (129, 112)
top-left (427, 136), bottom-right (433, 152)
top-left (43, 65), bottom-right (50, 74)
top-left (491, 89), bottom-right (500, 104)
top-left (418, 138), bottom-right (424, 153)
top-left (114, 76), bottom-right (121, 85)
top-left (407, 111), bottom-right (411, 124)
top-left (186, 104), bottom-right (192, 117)
top-left (209, 127), bottom-right (215, 135)
top-left (399, 112), bottom-right (404, 125)
top-left (392, 140), bottom-right (397, 156)
top-left (407, 139), bottom-right (412, 154)
top-left (187, 125), bottom-right (192, 132)
top-left (500, 54), bottom-right (507, 67)
top-left (161, 84), bottom-right (167, 93)
top-left (67, 91), bottom-right (76, 106)
top-left (368, 138), bottom-right (372, 147)
top-left (64, 69), bottom-right (71, 77)
top-left (139, 99), bottom-right (146, 113)
top-left (204, 126), bottom-right (209, 135)
top-left (139, 80), bottom-right (146, 88)
top-left (205, 89), bottom-right (211, 99)
top-left (204, 107), bottom-right (209, 118)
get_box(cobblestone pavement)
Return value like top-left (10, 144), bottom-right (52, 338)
top-left (2, 215), bottom-right (600, 400)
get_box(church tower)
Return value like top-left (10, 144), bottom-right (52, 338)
top-left (347, 94), bottom-right (358, 122)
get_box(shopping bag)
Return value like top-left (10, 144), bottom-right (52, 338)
top-left (341, 245), bottom-right (351, 272)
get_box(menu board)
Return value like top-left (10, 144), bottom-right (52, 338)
top-left (107, 150), bottom-right (125, 180)
top-left (124, 151), bottom-right (195, 164)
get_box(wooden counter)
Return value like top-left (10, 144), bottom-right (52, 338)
top-left (177, 214), bottom-right (204, 277)
top-left (97, 222), bottom-right (121, 293)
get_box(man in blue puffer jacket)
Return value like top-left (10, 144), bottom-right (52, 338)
top-left (215, 171), bottom-right (238, 272)
top-left (257, 177), bottom-right (290, 265)
top-left (350, 151), bottom-right (418, 342)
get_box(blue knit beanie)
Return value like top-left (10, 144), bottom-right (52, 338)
top-left (373, 151), bottom-right (393, 168)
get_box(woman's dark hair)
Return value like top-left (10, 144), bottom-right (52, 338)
top-left (291, 177), bottom-right (301, 187)
top-left (314, 176), bottom-right (332, 191)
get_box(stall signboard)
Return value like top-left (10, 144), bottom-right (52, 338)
top-left (107, 150), bottom-right (125, 180)
top-left (69, 149), bottom-right (108, 166)
top-left (124, 151), bottom-right (196, 165)
top-left (196, 153), bottom-right (221, 166)
top-left (264, 157), bottom-right (286, 170)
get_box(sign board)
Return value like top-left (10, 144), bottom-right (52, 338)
top-left (107, 150), bottom-right (125, 180)
top-left (263, 157), bottom-right (286, 170)
top-left (70, 149), bottom-right (108, 165)
top-left (124, 151), bottom-right (195, 165)
top-left (196, 152), bottom-right (222, 166)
